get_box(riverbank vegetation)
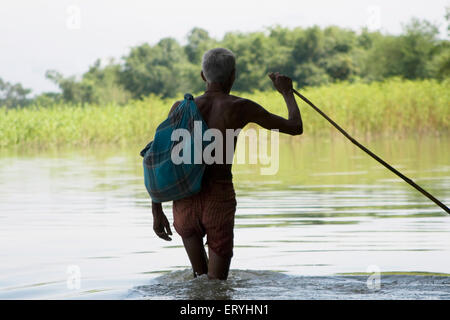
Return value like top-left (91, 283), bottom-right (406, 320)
top-left (1, 78), bottom-right (448, 149)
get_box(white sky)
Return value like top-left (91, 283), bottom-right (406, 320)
top-left (1, 0), bottom-right (448, 95)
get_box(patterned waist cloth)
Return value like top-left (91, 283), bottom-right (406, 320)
top-left (172, 178), bottom-right (237, 258)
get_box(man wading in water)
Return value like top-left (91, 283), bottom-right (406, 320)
top-left (151, 48), bottom-right (303, 280)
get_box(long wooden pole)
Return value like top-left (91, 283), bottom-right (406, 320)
top-left (292, 89), bottom-right (450, 215)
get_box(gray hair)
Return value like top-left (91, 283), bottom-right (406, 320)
top-left (201, 48), bottom-right (235, 83)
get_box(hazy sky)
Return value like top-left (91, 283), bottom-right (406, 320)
top-left (1, 0), bottom-right (448, 95)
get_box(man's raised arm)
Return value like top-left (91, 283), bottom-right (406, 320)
top-left (242, 73), bottom-right (303, 135)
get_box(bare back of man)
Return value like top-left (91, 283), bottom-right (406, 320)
top-left (152, 72), bottom-right (303, 280)
top-left (171, 75), bottom-right (303, 178)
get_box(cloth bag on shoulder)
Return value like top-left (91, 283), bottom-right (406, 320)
top-left (140, 93), bottom-right (208, 203)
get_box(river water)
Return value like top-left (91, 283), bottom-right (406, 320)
top-left (0, 135), bottom-right (449, 299)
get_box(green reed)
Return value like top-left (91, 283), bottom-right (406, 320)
top-left (0, 78), bottom-right (448, 149)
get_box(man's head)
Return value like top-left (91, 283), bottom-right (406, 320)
top-left (201, 48), bottom-right (235, 89)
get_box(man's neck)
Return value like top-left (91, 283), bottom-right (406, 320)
top-left (205, 82), bottom-right (229, 94)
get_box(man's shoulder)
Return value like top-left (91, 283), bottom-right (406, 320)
top-left (227, 94), bottom-right (257, 108)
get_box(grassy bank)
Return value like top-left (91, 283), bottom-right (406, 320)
top-left (0, 78), bottom-right (449, 149)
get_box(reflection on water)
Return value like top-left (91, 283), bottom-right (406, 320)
top-left (0, 135), bottom-right (449, 299)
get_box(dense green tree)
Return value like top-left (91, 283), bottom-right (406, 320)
top-left (33, 92), bottom-right (62, 106)
top-left (185, 28), bottom-right (215, 64)
top-left (222, 31), bottom-right (275, 91)
top-left (0, 77), bottom-right (32, 108)
top-left (46, 58), bottom-right (131, 104)
top-left (292, 26), bottom-right (324, 64)
top-left (400, 18), bottom-right (439, 79)
top-left (294, 62), bottom-right (330, 87)
top-left (46, 70), bottom-right (91, 103)
top-left (365, 19), bottom-right (440, 80)
top-left (38, 13), bottom-right (449, 104)
top-left (121, 38), bottom-right (190, 98)
top-left (83, 59), bottom-right (131, 104)
top-left (427, 42), bottom-right (450, 79)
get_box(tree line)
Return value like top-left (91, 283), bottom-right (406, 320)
top-left (1, 13), bottom-right (449, 108)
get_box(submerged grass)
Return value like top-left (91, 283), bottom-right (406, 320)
top-left (0, 78), bottom-right (448, 149)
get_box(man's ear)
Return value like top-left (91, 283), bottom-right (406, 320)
top-left (200, 71), bottom-right (207, 82)
top-left (230, 68), bottom-right (236, 82)
top-left (226, 68), bottom-right (236, 87)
